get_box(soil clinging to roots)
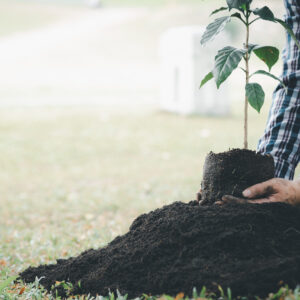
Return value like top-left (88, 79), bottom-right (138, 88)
top-left (20, 201), bottom-right (300, 298)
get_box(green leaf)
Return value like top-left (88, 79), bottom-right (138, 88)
top-left (210, 7), bottom-right (228, 16)
top-left (240, 4), bottom-right (246, 10)
top-left (247, 43), bottom-right (258, 54)
top-left (251, 70), bottom-right (286, 88)
top-left (253, 46), bottom-right (279, 71)
top-left (253, 6), bottom-right (275, 21)
top-left (200, 71), bottom-right (214, 88)
top-left (0, 276), bottom-right (17, 293)
top-left (226, 0), bottom-right (243, 10)
top-left (275, 18), bottom-right (300, 50)
top-left (231, 12), bottom-right (246, 24)
top-left (213, 46), bottom-right (245, 88)
top-left (246, 83), bottom-right (265, 113)
top-left (226, 0), bottom-right (252, 10)
top-left (200, 16), bottom-right (231, 46)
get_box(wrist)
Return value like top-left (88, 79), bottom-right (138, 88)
top-left (292, 179), bottom-right (300, 204)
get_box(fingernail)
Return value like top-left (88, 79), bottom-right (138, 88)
top-left (243, 189), bottom-right (251, 197)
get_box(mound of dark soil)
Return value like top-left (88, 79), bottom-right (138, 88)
top-left (20, 201), bottom-right (300, 298)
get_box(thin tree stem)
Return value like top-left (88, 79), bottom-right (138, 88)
top-left (249, 17), bottom-right (260, 25)
top-left (244, 14), bottom-right (250, 150)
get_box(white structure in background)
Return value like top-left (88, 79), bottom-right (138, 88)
top-left (159, 26), bottom-right (231, 116)
top-left (86, 0), bottom-right (102, 8)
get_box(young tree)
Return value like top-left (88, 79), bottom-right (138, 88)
top-left (200, 0), bottom-right (300, 149)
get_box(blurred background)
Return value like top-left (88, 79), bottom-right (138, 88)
top-left (0, 0), bottom-right (290, 277)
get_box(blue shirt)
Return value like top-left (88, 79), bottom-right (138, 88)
top-left (257, 0), bottom-right (300, 179)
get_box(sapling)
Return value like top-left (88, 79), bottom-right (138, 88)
top-left (200, 0), bottom-right (300, 149)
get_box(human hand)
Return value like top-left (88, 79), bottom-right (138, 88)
top-left (218, 178), bottom-right (300, 206)
top-left (196, 189), bottom-right (202, 204)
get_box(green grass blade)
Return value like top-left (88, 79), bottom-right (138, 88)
top-left (0, 275), bottom-right (17, 293)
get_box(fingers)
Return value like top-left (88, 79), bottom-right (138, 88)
top-left (242, 179), bottom-right (276, 199)
top-left (248, 196), bottom-right (282, 204)
top-left (197, 192), bottom-right (202, 202)
top-left (217, 195), bottom-right (248, 205)
top-left (218, 195), bottom-right (281, 205)
top-left (247, 198), bottom-right (274, 204)
top-left (222, 195), bottom-right (247, 203)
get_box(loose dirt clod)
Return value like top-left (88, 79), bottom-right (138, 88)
top-left (201, 149), bottom-right (275, 205)
top-left (20, 201), bottom-right (300, 298)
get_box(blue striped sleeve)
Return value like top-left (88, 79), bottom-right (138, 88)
top-left (257, 0), bottom-right (300, 180)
